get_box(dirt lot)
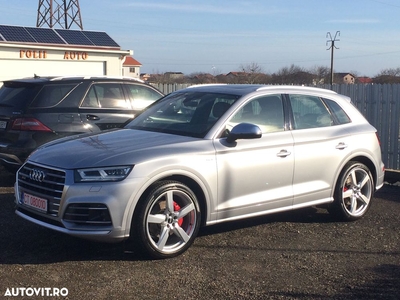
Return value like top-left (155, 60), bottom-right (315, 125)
top-left (0, 168), bottom-right (399, 300)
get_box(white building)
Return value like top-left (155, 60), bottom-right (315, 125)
top-left (0, 25), bottom-right (132, 83)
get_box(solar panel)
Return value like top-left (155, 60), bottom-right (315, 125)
top-left (0, 25), bottom-right (36, 43)
top-left (55, 29), bottom-right (94, 46)
top-left (26, 27), bottom-right (66, 44)
top-left (82, 31), bottom-right (120, 47)
top-left (0, 25), bottom-right (120, 49)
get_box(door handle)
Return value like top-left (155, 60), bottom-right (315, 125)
top-left (86, 114), bottom-right (100, 121)
top-left (277, 149), bottom-right (291, 157)
top-left (335, 142), bottom-right (348, 150)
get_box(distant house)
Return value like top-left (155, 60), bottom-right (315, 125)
top-left (334, 73), bottom-right (356, 84)
top-left (122, 56), bottom-right (142, 79)
top-left (357, 77), bottom-right (373, 84)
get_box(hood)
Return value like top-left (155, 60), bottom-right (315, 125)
top-left (28, 129), bottom-right (201, 169)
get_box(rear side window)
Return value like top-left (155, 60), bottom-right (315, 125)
top-left (125, 84), bottom-right (162, 110)
top-left (324, 98), bottom-right (351, 124)
top-left (30, 84), bottom-right (78, 108)
top-left (0, 83), bottom-right (40, 108)
top-left (289, 94), bottom-right (333, 129)
top-left (82, 83), bottom-right (129, 109)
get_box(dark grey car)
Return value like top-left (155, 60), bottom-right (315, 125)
top-left (0, 76), bottom-right (163, 172)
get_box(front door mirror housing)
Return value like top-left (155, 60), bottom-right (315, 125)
top-left (226, 123), bottom-right (262, 143)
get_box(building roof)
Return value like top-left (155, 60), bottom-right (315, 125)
top-left (123, 56), bottom-right (142, 66)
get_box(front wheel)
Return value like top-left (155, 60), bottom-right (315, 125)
top-left (133, 180), bottom-right (201, 259)
top-left (330, 162), bottom-right (374, 221)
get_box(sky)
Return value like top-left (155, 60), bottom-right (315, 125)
top-left (2, 0), bottom-right (400, 77)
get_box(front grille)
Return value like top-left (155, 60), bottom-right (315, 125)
top-left (17, 162), bottom-right (66, 216)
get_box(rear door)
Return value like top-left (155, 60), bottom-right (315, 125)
top-left (288, 93), bottom-right (353, 207)
top-left (79, 82), bottom-right (134, 132)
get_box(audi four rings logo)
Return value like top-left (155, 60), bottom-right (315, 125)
top-left (29, 169), bottom-right (46, 182)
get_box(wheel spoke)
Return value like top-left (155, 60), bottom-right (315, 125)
top-left (349, 196), bottom-right (357, 213)
top-left (349, 170), bottom-right (357, 185)
top-left (147, 213), bottom-right (166, 224)
top-left (359, 193), bottom-right (370, 206)
top-left (359, 174), bottom-right (370, 189)
top-left (156, 226), bottom-right (170, 250)
top-left (165, 190), bottom-right (174, 212)
top-left (343, 189), bottom-right (353, 199)
top-left (176, 203), bottom-right (195, 219)
top-left (172, 224), bottom-right (191, 243)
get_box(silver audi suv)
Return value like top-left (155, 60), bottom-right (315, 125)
top-left (15, 84), bottom-right (385, 259)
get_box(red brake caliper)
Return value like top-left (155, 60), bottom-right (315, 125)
top-left (173, 202), bottom-right (183, 226)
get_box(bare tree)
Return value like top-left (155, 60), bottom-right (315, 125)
top-left (309, 65), bottom-right (330, 84)
top-left (373, 67), bottom-right (400, 83)
top-left (271, 64), bottom-right (313, 85)
top-left (238, 62), bottom-right (268, 84)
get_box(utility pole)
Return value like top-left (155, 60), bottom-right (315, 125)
top-left (37, 0), bottom-right (83, 30)
top-left (326, 31), bottom-right (340, 86)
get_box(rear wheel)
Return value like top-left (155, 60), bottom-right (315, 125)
top-left (330, 162), bottom-right (374, 221)
top-left (133, 180), bottom-right (201, 259)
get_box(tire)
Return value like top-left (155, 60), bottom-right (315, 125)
top-left (330, 161), bottom-right (374, 221)
top-left (132, 180), bottom-right (201, 259)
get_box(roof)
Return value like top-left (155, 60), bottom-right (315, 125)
top-left (123, 56), bottom-right (142, 66)
top-left (184, 84), bottom-right (340, 98)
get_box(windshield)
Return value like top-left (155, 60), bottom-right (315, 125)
top-left (125, 91), bottom-right (240, 138)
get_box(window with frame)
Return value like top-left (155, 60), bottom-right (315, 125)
top-left (324, 98), bottom-right (351, 124)
top-left (31, 84), bottom-right (78, 108)
top-left (82, 83), bottom-right (129, 109)
top-left (125, 84), bottom-right (162, 110)
top-left (229, 94), bottom-right (285, 133)
top-left (289, 94), bottom-right (333, 129)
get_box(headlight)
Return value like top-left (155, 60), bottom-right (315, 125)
top-left (74, 166), bottom-right (133, 182)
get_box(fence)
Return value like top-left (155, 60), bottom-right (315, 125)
top-left (151, 83), bottom-right (400, 171)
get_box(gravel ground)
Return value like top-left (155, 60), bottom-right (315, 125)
top-left (0, 168), bottom-right (399, 300)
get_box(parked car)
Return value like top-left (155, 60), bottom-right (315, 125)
top-left (0, 76), bottom-right (163, 172)
top-left (15, 84), bottom-right (385, 259)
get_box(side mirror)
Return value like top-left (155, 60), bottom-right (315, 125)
top-left (226, 123), bottom-right (262, 143)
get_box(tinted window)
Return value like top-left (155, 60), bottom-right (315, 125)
top-left (0, 84), bottom-right (40, 108)
top-left (324, 98), bottom-right (351, 124)
top-left (289, 94), bottom-right (333, 129)
top-left (229, 94), bottom-right (284, 133)
top-left (30, 84), bottom-right (78, 107)
top-left (125, 84), bottom-right (162, 110)
top-left (82, 83), bottom-right (129, 109)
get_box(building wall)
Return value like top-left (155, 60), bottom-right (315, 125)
top-left (0, 43), bottom-right (131, 82)
top-left (122, 66), bottom-right (140, 79)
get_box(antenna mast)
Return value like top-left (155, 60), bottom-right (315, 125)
top-left (37, 0), bottom-right (83, 30)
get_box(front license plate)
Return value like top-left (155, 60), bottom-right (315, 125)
top-left (23, 193), bottom-right (48, 213)
top-left (0, 121), bottom-right (6, 129)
